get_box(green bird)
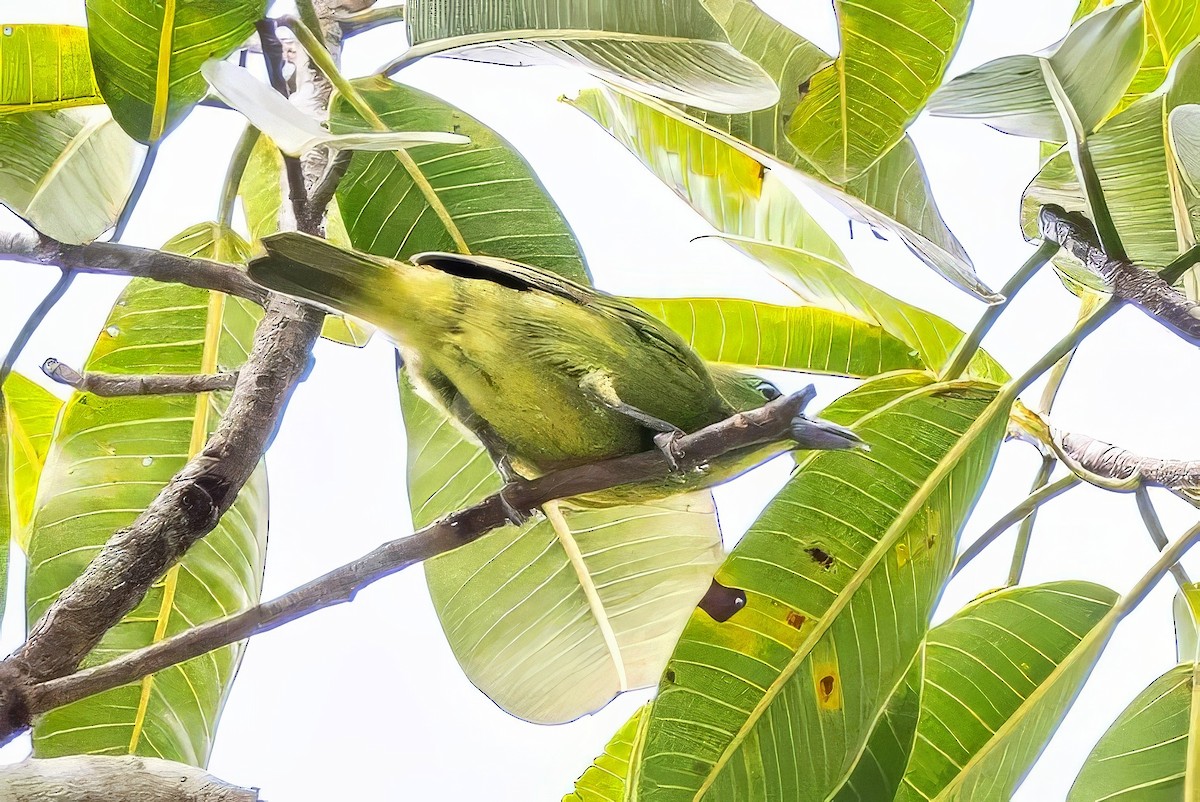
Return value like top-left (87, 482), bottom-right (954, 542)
top-left (247, 234), bottom-right (866, 511)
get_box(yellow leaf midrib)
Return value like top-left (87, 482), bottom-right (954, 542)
top-left (148, 0), bottom-right (177, 141)
top-left (127, 287), bottom-right (225, 755)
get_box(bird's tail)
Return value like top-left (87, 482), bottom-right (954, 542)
top-left (247, 232), bottom-right (401, 323)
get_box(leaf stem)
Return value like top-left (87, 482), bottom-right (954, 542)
top-left (1117, 520), bottom-right (1200, 616)
top-left (0, 269), bottom-right (75, 388)
top-left (217, 126), bottom-right (261, 229)
top-left (952, 474), bottom-right (1081, 577)
top-left (1135, 486), bottom-right (1191, 588)
top-left (281, 15), bottom-right (387, 131)
top-left (940, 240), bottom-right (1059, 380)
top-left (1160, 244), bottom-right (1200, 285)
top-left (1006, 455), bottom-right (1056, 586)
top-left (339, 5), bottom-right (405, 37)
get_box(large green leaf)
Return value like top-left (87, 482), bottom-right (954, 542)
top-left (784, 0), bottom-right (971, 183)
top-left (3, 374), bottom-right (63, 550)
top-left (830, 648), bottom-right (924, 802)
top-left (1068, 662), bottom-right (1192, 801)
top-left (637, 371), bottom-right (1006, 800)
top-left (929, 3), bottom-right (1145, 140)
top-left (26, 223), bottom-right (265, 765)
top-left (332, 76), bottom-right (589, 282)
top-left (630, 297), bottom-right (922, 378)
top-left (0, 25), bottom-right (103, 113)
top-left (0, 106), bottom-right (141, 243)
top-left (735, 240), bottom-right (1009, 383)
top-left (897, 581), bottom-right (1119, 801)
top-left (566, 704), bottom-right (652, 802)
top-left (86, 0), bottom-right (265, 142)
top-left (399, 0), bottom-right (779, 113)
top-left (404, 376), bottom-right (724, 724)
top-left (1022, 44), bottom-right (1200, 295)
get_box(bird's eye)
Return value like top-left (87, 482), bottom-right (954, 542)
top-left (756, 379), bottom-right (782, 401)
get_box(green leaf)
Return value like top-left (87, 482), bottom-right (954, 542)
top-left (1067, 662), bottom-right (1193, 801)
top-left (26, 223), bottom-right (265, 765)
top-left (0, 106), bottom-right (141, 243)
top-left (1175, 582), bottom-right (1200, 662)
top-left (637, 371), bottom-right (1006, 800)
top-left (566, 704), bottom-right (652, 802)
top-left (733, 239), bottom-right (1009, 383)
top-left (0, 24), bottom-right (103, 113)
top-left (3, 373), bottom-right (63, 550)
top-left (1022, 44), bottom-right (1200, 295)
top-left (398, 0), bottom-right (780, 113)
top-left (784, 0), bottom-right (971, 183)
top-left (831, 647), bottom-right (924, 802)
top-left (332, 76), bottom-right (589, 282)
top-left (629, 297), bottom-right (923, 377)
top-left (403, 375), bottom-right (724, 723)
top-left (928, 3), bottom-right (1145, 140)
top-left (86, 0), bottom-right (265, 142)
top-left (897, 581), bottom-right (1119, 801)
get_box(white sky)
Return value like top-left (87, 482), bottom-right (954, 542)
top-left (2, 0), bottom-right (1200, 799)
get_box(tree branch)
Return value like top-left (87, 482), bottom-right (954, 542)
top-left (1038, 204), bottom-right (1200, 344)
top-left (27, 389), bottom-right (826, 717)
top-left (42, 358), bottom-right (239, 396)
top-left (0, 755), bottom-right (258, 801)
top-left (0, 231), bottom-right (268, 305)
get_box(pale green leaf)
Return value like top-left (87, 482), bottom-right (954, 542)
top-left (1175, 583), bottom-right (1200, 662)
top-left (403, 376), bottom-right (723, 724)
top-left (565, 704), bottom-right (651, 802)
top-left (637, 371), bottom-right (1006, 800)
top-left (897, 581), bottom-right (1119, 801)
top-left (3, 373), bottom-right (63, 550)
top-left (0, 106), bottom-right (141, 243)
top-left (0, 24), bottom-right (103, 113)
top-left (1068, 661), bottom-right (1192, 801)
top-left (929, 3), bottom-right (1145, 139)
top-left (629, 297), bottom-right (923, 377)
top-left (733, 239), bottom-right (1008, 382)
top-left (398, 0), bottom-right (780, 113)
top-left (200, 60), bottom-right (468, 156)
top-left (27, 223), bottom-right (266, 764)
top-left (1170, 104), bottom-right (1200, 196)
top-left (785, 0), bottom-right (971, 183)
top-left (87, 0), bottom-right (265, 142)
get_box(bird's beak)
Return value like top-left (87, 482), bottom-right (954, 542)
top-left (791, 415), bottom-right (870, 452)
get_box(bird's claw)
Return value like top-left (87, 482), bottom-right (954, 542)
top-left (654, 430), bottom-right (685, 471)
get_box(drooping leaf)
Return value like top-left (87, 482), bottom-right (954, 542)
top-left (1067, 662), bottom-right (1193, 801)
top-left (1170, 103), bottom-right (1200, 197)
top-left (26, 223), bottom-right (266, 765)
top-left (1175, 582), bottom-right (1200, 662)
top-left (0, 106), bottom-right (141, 243)
top-left (630, 297), bottom-right (922, 378)
top-left (0, 24), bottom-right (103, 113)
top-left (1022, 44), bottom-right (1200, 295)
top-left (734, 239), bottom-right (1009, 382)
top-left (637, 371), bottom-right (1006, 800)
top-left (332, 77), bottom-right (589, 282)
top-left (929, 3), bottom-right (1145, 140)
top-left (398, 0), bottom-right (780, 114)
top-left (565, 704), bottom-right (652, 802)
top-left (830, 648), bottom-right (924, 802)
top-left (3, 373), bottom-right (63, 550)
top-left (200, 60), bottom-right (469, 156)
top-left (785, 0), bottom-right (972, 183)
top-left (897, 581), bottom-right (1119, 801)
top-left (86, 0), bottom-right (265, 142)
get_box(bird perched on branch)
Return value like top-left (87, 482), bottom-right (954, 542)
top-left (248, 234), bottom-right (866, 512)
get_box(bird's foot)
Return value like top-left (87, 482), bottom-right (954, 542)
top-left (498, 483), bottom-right (533, 527)
top-left (653, 430), bottom-right (686, 471)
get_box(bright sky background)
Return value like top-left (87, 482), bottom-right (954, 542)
top-left (3, 0), bottom-right (1200, 799)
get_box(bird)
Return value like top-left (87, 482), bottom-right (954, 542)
top-left (247, 233), bottom-right (866, 512)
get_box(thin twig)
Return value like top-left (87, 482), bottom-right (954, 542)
top-left (42, 358), bottom-right (239, 396)
top-left (28, 389), bottom-right (827, 716)
top-left (0, 269), bottom-right (74, 387)
top-left (952, 475), bottom-right (1081, 577)
top-left (256, 19), bottom-right (309, 226)
top-left (308, 149), bottom-right (353, 222)
top-left (339, 4), bottom-right (405, 36)
top-left (218, 126), bottom-right (261, 229)
top-left (1135, 486), bottom-right (1191, 588)
top-left (1006, 455), bottom-right (1055, 586)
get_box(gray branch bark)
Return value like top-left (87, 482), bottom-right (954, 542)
top-left (0, 232), bottom-right (267, 305)
top-left (42, 358), bottom-right (239, 396)
top-left (27, 388), bottom-right (820, 718)
top-left (0, 756), bottom-right (258, 802)
top-left (1038, 204), bottom-right (1200, 344)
